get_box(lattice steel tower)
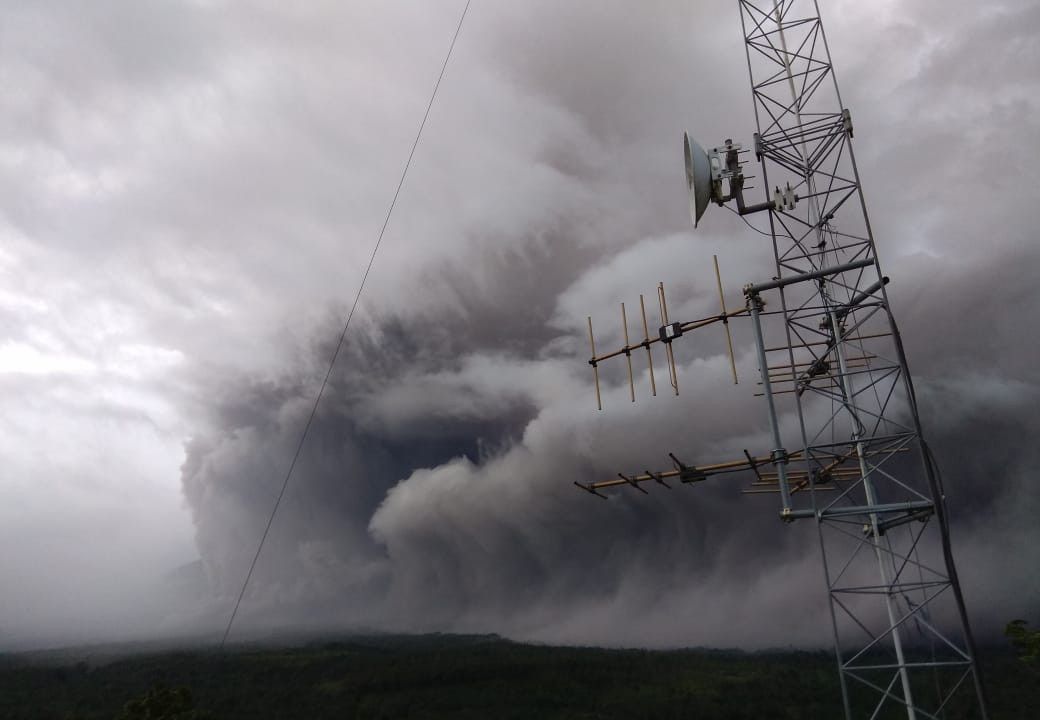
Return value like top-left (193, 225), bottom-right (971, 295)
top-left (579, 2), bottom-right (989, 717)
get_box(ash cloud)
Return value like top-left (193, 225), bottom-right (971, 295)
top-left (176, 0), bottom-right (1040, 648)
top-left (0, 0), bottom-right (1037, 650)
top-left (181, 241), bottom-right (1040, 648)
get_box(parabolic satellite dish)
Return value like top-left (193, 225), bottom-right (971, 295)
top-left (683, 132), bottom-right (713, 228)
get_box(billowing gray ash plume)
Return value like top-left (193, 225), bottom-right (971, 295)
top-left (180, 247), bottom-right (1040, 648)
top-left (170, 0), bottom-right (1040, 647)
top-left (1, 0), bottom-right (1035, 652)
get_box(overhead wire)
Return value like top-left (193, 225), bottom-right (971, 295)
top-left (219, 0), bottom-right (473, 650)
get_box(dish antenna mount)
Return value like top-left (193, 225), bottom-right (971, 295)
top-left (684, 132), bottom-right (796, 227)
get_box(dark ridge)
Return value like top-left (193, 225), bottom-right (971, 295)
top-left (0, 634), bottom-right (1033, 719)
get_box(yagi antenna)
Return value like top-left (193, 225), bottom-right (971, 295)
top-left (639, 294), bottom-right (657, 396)
top-left (621, 303), bottom-right (635, 402)
top-left (713, 255), bottom-right (738, 385)
top-left (585, 257), bottom-right (743, 409)
top-left (657, 282), bottom-right (679, 395)
top-left (586, 316), bottom-right (602, 411)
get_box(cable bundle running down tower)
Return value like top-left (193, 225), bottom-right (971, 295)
top-left (578, 2), bottom-right (988, 718)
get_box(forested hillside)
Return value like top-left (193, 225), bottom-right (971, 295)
top-left (0, 634), bottom-right (1034, 719)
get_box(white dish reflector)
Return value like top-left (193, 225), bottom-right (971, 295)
top-left (684, 132), bottom-right (713, 228)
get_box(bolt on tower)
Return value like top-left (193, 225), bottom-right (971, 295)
top-left (578, 2), bottom-right (989, 717)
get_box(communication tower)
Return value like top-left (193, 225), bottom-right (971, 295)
top-left (578, 2), bottom-right (989, 717)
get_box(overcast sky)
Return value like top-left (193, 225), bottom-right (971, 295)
top-left (0, 0), bottom-right (1037, 651)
